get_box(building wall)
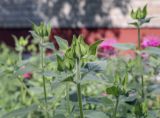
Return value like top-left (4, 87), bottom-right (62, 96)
top-left (0, 0), bottom-right (160, 46)
top-left (0, 0), bottom-right (160, 28)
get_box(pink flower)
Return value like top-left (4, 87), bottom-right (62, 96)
top-left (20, 66), bottom-right (32, 79)
top-left (23, 72), bottom-right (32, 79)
top-left (98, 38), bottom-right (117, 58)
top-left (141, 35), bottom-right (160, 48)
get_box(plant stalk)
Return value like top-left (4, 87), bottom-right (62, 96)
top-left (141, 76), bottom-right (144, 99)
top-left (137, 25), bottom-right (145, 99)
top-left (76, 58), bottom-right (84, 118)
top-left (40, 39), bottom-right (48, 117)
top-left (113, 96), bottom-right (119, 118)
top-left (66, 83), bottom-right (71, 117)
top-left (137, 27), bottom-right (141, 50)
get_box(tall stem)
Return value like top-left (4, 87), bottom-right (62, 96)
top-left (40, 39), bottom-right (48, 117)
top-left (137, 27), bottom-right (141, 49)
top-left (66, 83), bottom-right (71, 117)
top-left (137, 26), bottom-right (145, 99)
top-left (141, 76), bottom-right (144, 99)
top-left (113, 96), bottom-right (119, 118)
top-left (76, 58), bottom-right (84, 118)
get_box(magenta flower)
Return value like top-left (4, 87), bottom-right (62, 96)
top-left (23, 72), bottom-right (32, 79)
top-left (141, 35), bottom-right (160, 48)
top-left (98, 38), bottom-right (117, 58)
top-left (20, 66), bottom-right (32, 79)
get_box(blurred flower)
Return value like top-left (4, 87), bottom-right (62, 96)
top-left (141, 35), bottom-right (160, 48)
top-left (20, 66), bottom-right (32, 79)
top-left (141, 52), bottom-right (149, 61)
top-left (23, 72), bottom-right (32, 79)
top-left (98, 38), bottom-right (117, 58)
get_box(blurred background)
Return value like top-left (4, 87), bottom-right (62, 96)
top-left (0, 0), bottom-right (160, 46)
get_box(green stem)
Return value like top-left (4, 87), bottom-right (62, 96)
top-left (40, 39), bottom-right (48, 117)
top-left (141, 76), bottom-right (144, 99)
top-left (137, 27), bottom-right (141, 49)
top-left (19, 50), bottom-right (22, 62)
top-left (113, 96), bottom-right (119, 118)
top-left (76, 58), bottom-right (84, 118)
top-left (66, 83), bottom-right (71, 117)
top-left (137, 25), bottom-right (145, 99)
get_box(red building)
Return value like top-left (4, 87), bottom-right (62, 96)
top-left (0, 0), bottom-right (160, 46)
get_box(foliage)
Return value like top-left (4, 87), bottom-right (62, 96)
top-left (0, 5), bottom-right (160, 118)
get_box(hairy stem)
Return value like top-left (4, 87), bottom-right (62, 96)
top-left (76, 58), bottom-right (84, 118)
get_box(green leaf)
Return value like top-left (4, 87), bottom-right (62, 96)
top-left (130, 10), bottom-right (137, 19)
top-left (54, 114), bottom-right (66, 118)
top-left (99, 97), bottom-right (113, 106)
top-left (89, 40), bottom-right (103, 55)
top-left (42, 71), bottom-right (57, 77)
top-left (106, 86), bottom-right (119, 96)
top-left (55, 36), bottom-right (68, 51)
top-left (80, 73), bottom-right (105, 85)
top-left (142, 4), bottom-right (147, 19)
top-left (143, 47), bottom-right (160, 56)
top-left (129, 22), bottom-right (139, 28)
top-left (15, 65), bottom-right (36, 75)
top-left (56, 55), bottom-right (65, 71)
top-left (40, 42), bottom-right (55, 50)
top-left (86, 111), bottom-right (108, 118)
top-left (122, 73), bottom-right (128, 87)
top-left (2, 104), bottom-right (37, 118)
top-left (140, 17), bottom-right (153, 25)
top-left (113, 43), bottom-right (136, 50)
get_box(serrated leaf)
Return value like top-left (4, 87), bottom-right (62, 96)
top-left (54, 36), bottom-right (68, 51)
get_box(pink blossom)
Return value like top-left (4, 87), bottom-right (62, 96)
top-left (20, 66), bottom-right (32, 79)
top-left (141, 35), bottom-right (160, 48)
top-left (23, 72), bottom-right (32, 79)
top-left (98, 38), bottom-right (117, 58)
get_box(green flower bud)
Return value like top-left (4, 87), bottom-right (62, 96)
top-left (71, 35), bottom-right (89, 59)
top-left (79, 36), bottom-right (89, 57)
top-left (56, 55), bottom-right (65, 71)
top-left (131, 5), bottom-right (148, 20)
top-left (65, 48), bottom-right (74, 59)
top-left (131, 10), bottom-right (137, 19)
top-left (19, 37), bottom-right (28, 46)
top-left (136, 8), bottom-right (142, 19)
top-left (32, 22), bottom-right (51, 38)
top-left (64, 58), bottom-right (75, 70)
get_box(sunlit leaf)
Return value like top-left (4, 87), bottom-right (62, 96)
top-left (55, 36), bottom-right (68, 51)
